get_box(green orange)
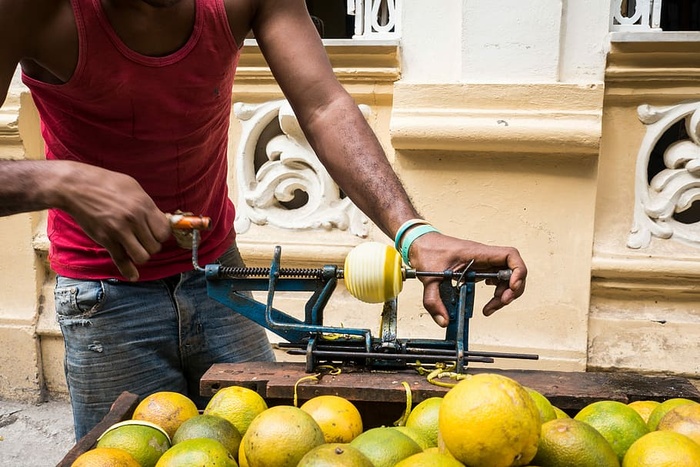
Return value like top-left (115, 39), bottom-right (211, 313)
top-left (350, 426), bottom-right (422, 467)
top-left (155, 438), bottom-right (237, 467)
top-left (532, 418), bottom-right (619, 467)
top-left (172, 414), bottom-right (242, 457)
top-left (574, 400), bottom-right (648, 461)
top-left (405, 397), bottom-right (442, 448)
top-left (96, 420), bottom-right (171, 467)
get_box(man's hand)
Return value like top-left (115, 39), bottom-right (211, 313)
top-left (408, 232), bottom-right (527, 327)
top-left (54, 161), bottom-right (172, 281)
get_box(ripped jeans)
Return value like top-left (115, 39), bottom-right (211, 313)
top-left (54, 244), bottom-right (275, 440)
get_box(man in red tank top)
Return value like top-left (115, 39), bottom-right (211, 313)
top-left (0, 0), bottom-right (527, 439)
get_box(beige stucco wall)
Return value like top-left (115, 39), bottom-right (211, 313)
top-left (590, 36), bottom-right (700, 376)
top-left (388, 82), bottom-right (602, 370)
top-left (0, 89), bottom-right (48, 402)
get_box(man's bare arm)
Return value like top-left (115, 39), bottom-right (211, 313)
top-left (250, 0), bottom-right (417, 239)
top-left (251, 0), bottom-right (527, 324)
top-left (0, 0), bottom-right (171, 280)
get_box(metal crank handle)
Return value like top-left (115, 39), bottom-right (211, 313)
top-left (168, 214), bottom-right (212, 231)
top-left (167, 214), bottom-right (211, 271)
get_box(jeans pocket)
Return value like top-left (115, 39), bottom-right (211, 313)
top-left (54, 276), bottom-right (106, 321)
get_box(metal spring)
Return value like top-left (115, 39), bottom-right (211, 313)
top-left (217, 266), bottom-right (326, 279)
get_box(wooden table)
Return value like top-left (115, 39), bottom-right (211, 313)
top-left (201, 361), bottom-right (700, 421)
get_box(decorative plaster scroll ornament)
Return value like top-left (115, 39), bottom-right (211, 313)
top-left (233, 99), bottom-right (370, 238)
top-left (628, 102), bottom-right (700, 249)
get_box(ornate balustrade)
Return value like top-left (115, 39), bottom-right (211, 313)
top-left (611, 0), bottom-right (662, 31)
top-left (347, 0), bottom-right (401, 39)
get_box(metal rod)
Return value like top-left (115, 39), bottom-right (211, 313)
top-left (285, 348), bottom-right (496, 364)
top-left (412, 270), bottom-right (512, 281)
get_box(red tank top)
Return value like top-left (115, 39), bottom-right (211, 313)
top-left (22, 0), bottom-right (239, 281)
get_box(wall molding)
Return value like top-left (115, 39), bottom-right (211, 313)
top-left (0, 108), bottom-right (20, 145)
top-left (605, 40), bottom-right (700, 102)
top-left (591, 254), bottom-right (700, 297)
top-left (390, 83), bottom-right (604, 155)
top-left (235, 43), bottom-right (400, 87)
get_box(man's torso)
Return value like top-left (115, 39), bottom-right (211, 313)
top-left (20, 0), bottom-right (256, 280)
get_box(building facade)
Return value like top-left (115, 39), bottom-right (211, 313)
top-left (0, 0), bottom-right (698, 402)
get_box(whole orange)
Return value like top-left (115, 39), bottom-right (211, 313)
top-left (439, 373), bottom-right (540, 467)
top-left (132, 391), bottom-right (199, 439)
top-left (300, 395), bottom-right (363, 443)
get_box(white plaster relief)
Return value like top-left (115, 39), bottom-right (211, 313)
top-left (628, 102), bottom-right (700, 249)
top-left (233, 100), bottom-right (370, 237)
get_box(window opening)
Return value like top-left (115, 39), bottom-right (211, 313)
top-left (306, 0), bottom-right (354, 39)
top-left (660, 0), bottom-right (700, 30)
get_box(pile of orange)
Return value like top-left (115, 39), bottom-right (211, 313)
top-left (70, 375), bottom-right (700, 467)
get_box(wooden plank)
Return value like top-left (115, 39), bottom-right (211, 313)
top-left (201, 362), bottom-right (700, 414)
top-left (57, 391), bottom-right (140, 467)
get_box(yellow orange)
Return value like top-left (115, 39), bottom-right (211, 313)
top-left (244, 405), bottom-right (324, 467)
top-left (439, 373), bottom-right (540, 467)
top-left (299, 395), bottom-right (363, 443)
top-left (71, 447), bottom-right (140, 467)
top-left (394, 450), bottom-right (465, 467)
top-left (238, 432), bottom-right (249, 467)
top-left (622, 431), bottom-right (700, 466)
top-left (628, 400), bottom-right (660, 424)
top-left (203, 385), bottom-right (268, 437)
top-left (553, 406), bottom-right (570, 419)
top-left (132, 391), bottom-right (199, 439)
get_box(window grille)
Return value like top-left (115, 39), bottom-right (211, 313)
top-left (305, 0), bottom-right (400, 39)
top-left (611, 0), bottom-right (700, 32)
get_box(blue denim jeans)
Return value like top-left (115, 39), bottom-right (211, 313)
top-left (54, 244), bottom-right (275, 440)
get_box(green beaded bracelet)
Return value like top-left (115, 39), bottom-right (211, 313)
top-left (400, 224), bottom-right (440, 267)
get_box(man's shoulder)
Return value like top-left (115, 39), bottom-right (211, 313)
top-left (0, 0), bottom-right (66, 29)
top-left (0, 0), bottom-right (62, 16)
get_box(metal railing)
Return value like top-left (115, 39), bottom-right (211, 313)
top-left (347, 0), bottom-right (401, 39)
top-left (611, 0), bottom-right (663, 31)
